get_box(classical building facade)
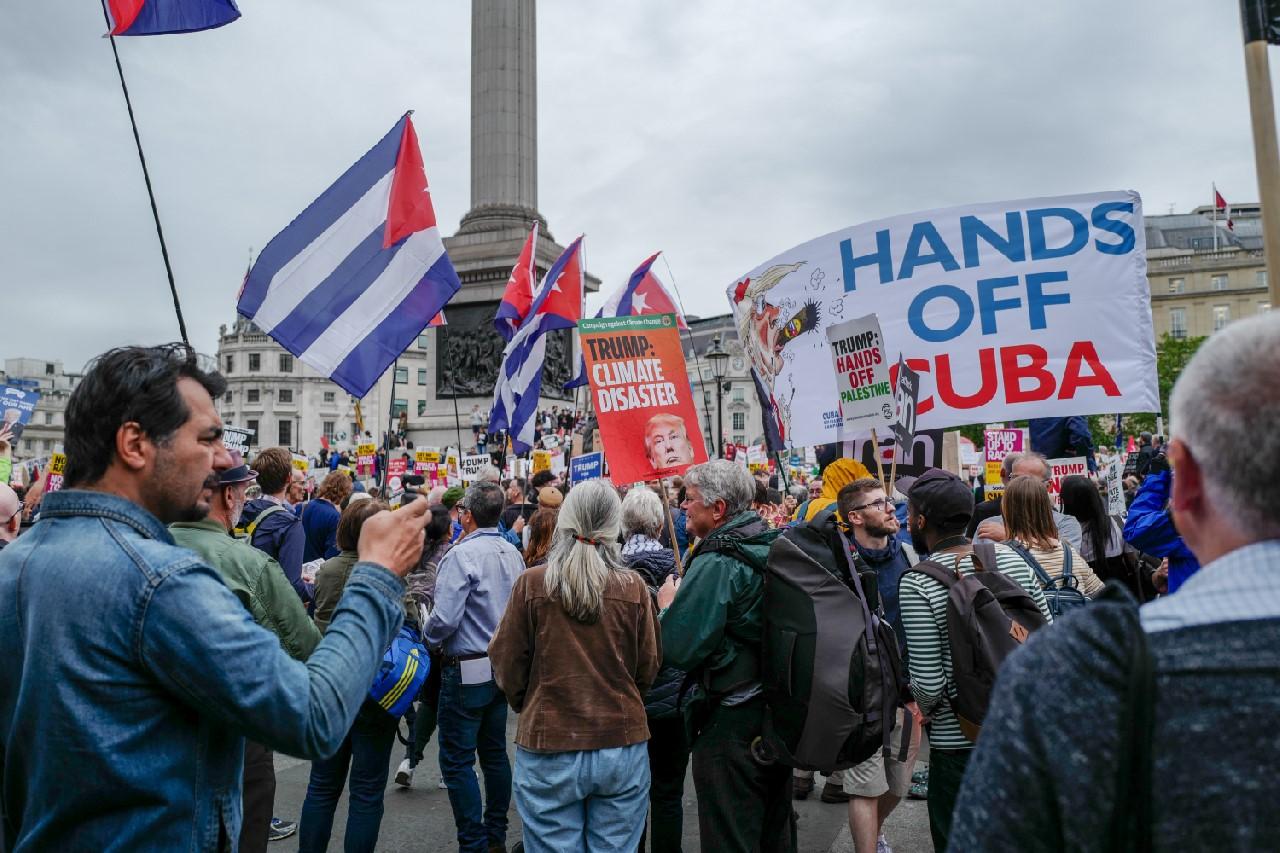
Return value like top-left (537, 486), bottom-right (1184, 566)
top-left (1145, 204), bottom-right (1272, 340)
top-left (681, 315), bottom-right (767, 453)
top-left (0, 357), bottom-right (82, 463)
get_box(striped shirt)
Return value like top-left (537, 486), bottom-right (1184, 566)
top-left (899, 544), bottom-right (1054, 750)
top-left (1018, 539), bottom-right (1104, 598)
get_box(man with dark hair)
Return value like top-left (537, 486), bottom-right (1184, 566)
top-left (243, 446), bottom-right (309, 604)
top-left (0, 344), bottom-right (430, 852)
top-left (951, 313), bottom-right (1280, 851)
top-left (169, 452), bottom-right (321, 851)
top-left (528, 469), bottom-right (556, 495)
top-left (898, 469), bottom-right (1051, 851)
top-left (424, 480), bottom-right (523, 852)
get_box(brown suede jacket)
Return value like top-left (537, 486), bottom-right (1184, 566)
top-left (489, 564), bottom-right (662, 752)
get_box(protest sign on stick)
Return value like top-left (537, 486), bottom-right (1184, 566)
top-left (222, 425), bottom-right (254, 456)
top-left (1100, 455), bottom-right (1126, 515)
top-left (726, 191), bottom-right (1158, 448)
top-left (983, 428), bottom-right (1025, 498)
top-left (356, 443), bottom-right (377, 478)
top-left (889, 354), bottom-right (921, 488)
top-left (45, 452), bottom-right (67, 494)
top-left (459, 454), bottom-right (489, 484)
top-left (826, 314), bottom-right (894, 436)
top-left (1, 385), bottom-right (41, 444)
top-left (569, 452), bottom-right (603, 484)
top-left (1046, 456), bottom-right (1088, 508)
top-left (579, 313), bottom-right (708, 485)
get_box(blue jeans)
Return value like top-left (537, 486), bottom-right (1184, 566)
top-left (298, 701), bottom-right (399, 852)
top-left (437, 666), bottom-right (512, 852)
top-left (513, 743), bottom-right (650, 853)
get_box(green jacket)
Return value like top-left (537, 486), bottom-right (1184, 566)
top-left (313, 550), bottom-right (418, 636)
top-left (170, 519), bottom-right (321, 661)
top-left (659, 511), bottom-right (779, 695)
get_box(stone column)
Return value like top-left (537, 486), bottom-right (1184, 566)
top-left (459, 0), bottom-right (541, 233)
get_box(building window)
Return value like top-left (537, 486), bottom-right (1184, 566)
top-left (323, 421), bottom-right (335, 441)
top-left (732, 412), bottom-right (746, 431)
top-left (733, 434), bottom-right (746, 446)
top-left (1258, 270), bottom-right (1269, 288)
top-left (279, 354), bottom-right (293, 373)
top-left (22, 439), bottom-right (32, 452)
top-left (323, 391), bottom-right (335, 404)
top-left (417, 400), bottom-right (427, 416)
top-left (1168, 277), bottom-right (1185, 293)
top-left (732, 388), bottom-right (745, 403)
top-left (394, 366), bottom-right (409, 384)
top-left (1170, 308), bottom-right (1187, 340)
top-left (417, 334), bottom-right (429, 349)
top-left (1211, 274), bottom-right (1228, 291)
top-left (392, 398), bottom-right (408, 417)
top-left (1214, 304), bottom-right (1230, 331)
top-left (278, 420), bottom-right (292, 447)
top-left (350, 422), bottom-right (360, 440)
top-left (224, 391), bottom-right (232, 403)
top-left (225, 355), bottom-right (234, 374)
top-left (41, 440), bottom-right (51, 452)
top-left (248, 353), bottom-right (261, 372)
top-left (45, 364), bottom-right (54, 376)
top-left (246, 419), bottom-right (259, 443)
top-left (278, 389), bottom-right (293, 403)
top-left (44, 412), bottom-right (53, 425)
top-left (417, 368), bottom-right (427, 386)
top-left (247, 389), bottom-right (260, 404)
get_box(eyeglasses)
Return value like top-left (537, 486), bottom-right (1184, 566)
top-left (456, 504), bottom-right (470, 513)
top-left (849, 497), bottom-right (893, 513)
top-left (0, 501), bottom-right (22, 524)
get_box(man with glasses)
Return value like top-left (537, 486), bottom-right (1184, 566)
top-left (424, 480), bottom-right (523, 853)
top-left (0, 483), bottom-right (21, 552)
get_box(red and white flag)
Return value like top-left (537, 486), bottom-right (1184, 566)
top-left (1214, 185), bottom-right (1234, 231)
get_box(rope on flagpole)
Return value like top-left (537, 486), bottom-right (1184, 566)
top-left (99, 1), bottom-right (189, 345)
top-left (659, 254), bottom-right (721, 458)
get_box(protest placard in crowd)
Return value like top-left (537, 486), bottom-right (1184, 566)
top-left (726, 191), bottom-right (1158, 447)
top-left (570, 452), bottom-right (603, 484)
top-left (984, 427), bottom-right (1026, 498)
top-left (291, 453), bottom-right (309, 474)
top-left (1100, 454), bottom-right (1126, 515)
top-left (531, 449), bottom-right (551, 475)
top-left (222, 425), bottom-right (254, 456)
top-left (1, 385), bottom-right (40, 444)
top-left (825, 314), bottom-right (894, 435)
top-left (356, 442), bottom-right (376, 477)
top-left (459, 453), bottom-right (489, 484)
top-left (579, 313), bottom-right (708, 485)
top-left (45, 451), bottom-right (66, 493)
top-left (1047, 456), bottom-right (1088, 506)
top-left (890, 355), bottom-right (921, 451)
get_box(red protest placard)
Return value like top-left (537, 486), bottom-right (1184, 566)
top-left (579, 314), bottom-right (708, 485)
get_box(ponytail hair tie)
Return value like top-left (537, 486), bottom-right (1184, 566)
top-left (573, 534), bottom-right (600, 546)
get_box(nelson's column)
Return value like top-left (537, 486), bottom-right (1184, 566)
top-left (413, 0), bottom-right (599, 448)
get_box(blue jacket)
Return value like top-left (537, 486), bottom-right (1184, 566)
top-left (0, 490), bottom-right (405, 852)
top-left (301, 499), bottom-right (342, 562)
top-left (1122, 470), bottom-right (1199, 592)
top-left (242, 497), bottom-right (310, 603)
top-left (1029, 416), bottom-right (1097, 473)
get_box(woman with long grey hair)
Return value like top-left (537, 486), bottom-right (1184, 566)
top-left (489, 479), bottom-right (662, 852)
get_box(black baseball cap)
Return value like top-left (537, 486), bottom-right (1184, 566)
top-left (218, 451), bottom-right (259, 486)
top-left (906, 468), bottom-right (974, 527)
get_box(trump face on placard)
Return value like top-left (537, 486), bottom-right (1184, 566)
top-left (645, 414), bottom-right (696, 471)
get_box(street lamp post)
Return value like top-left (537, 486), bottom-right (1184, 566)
top-left (705, 335), bottom-right (730, 459)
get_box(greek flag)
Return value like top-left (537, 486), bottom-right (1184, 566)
top-left (237, 114), bottom-right (460, 398)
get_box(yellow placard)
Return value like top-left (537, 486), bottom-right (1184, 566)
top-left (532, 450), bottom-right (551, 474)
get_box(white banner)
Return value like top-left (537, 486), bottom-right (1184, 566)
top-left (726, 191), bottom-right (1158, 447)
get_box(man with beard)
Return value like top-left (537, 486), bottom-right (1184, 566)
top-left (0, 344), bottom-right (429, 852)
top-left (169, 451), bottom-right (321, 852)
top-left (644, 413), bottom-right (695, 472)
top-left (897, 469), bottom-right (1051, 851)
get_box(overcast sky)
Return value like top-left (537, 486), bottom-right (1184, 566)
top-left (1, 1), bottom-right (1268, 372)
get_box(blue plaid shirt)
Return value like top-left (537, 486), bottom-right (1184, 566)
top-left (1141, 540), bottom-right (1280, 633)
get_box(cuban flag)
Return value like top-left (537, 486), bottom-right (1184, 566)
top-left (490, 236), bottom-right (584, 452)
top-left (564, 251), bottom-right (686, 389)
top-left (237, 114), bottom-right (460, 399)
top-left (105, 0), bottom-right (240, 35)
top-left (494, 222), bottom-right (539, 342)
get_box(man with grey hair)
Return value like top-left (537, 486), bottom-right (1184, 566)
top-left (656, 460), bottom-right (796, 852)
top-left (968, 450), bottom-right (1083, 551)
top-left (424, 480), bottom-right (524, 853)
top-left (950, 313), bottom-right (1280, 850)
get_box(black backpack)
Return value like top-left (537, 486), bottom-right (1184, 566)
top-left (746, 511), bottom-right (905, 772)
top-left (907, 543), bottom-right (1048, 741)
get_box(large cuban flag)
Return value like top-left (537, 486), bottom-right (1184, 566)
top-left (238, 114), bottom-right (460, 399)
top-left (493, 222), bottom-right (539, 342)
top-left (105, 0), bottom-right (241, 35)
top-left (490, 236), bottom-right (584, 453)
top-left (564, 251), bottom-right (686, 389)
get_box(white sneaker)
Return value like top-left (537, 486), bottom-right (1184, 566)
top-left (394, 759), bottom-right (414, 788)
top-left (876, 835), bottom-right (893, 853)
top-left (437, 777), bottom-right (448, 790)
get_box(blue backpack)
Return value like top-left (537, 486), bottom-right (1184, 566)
top-left (1010, 541), bottom-right (1089, 617)
top-left (369, 625), bottom-right (431, 717)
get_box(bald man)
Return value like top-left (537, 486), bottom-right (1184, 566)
top-left (0, 483), bottom-right (19, 551)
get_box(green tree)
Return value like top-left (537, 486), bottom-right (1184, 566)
top-left (1120, 333), bottom-right (1207, 440)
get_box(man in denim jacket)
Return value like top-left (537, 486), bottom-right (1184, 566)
top-left (0, 344), bottom-right (430, 852)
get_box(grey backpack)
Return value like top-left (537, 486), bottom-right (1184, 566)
top-left (907, 543), bottom-right (1048, 741)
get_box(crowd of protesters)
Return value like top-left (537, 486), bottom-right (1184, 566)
top-left (2, 312), bottom-right (1279, 852)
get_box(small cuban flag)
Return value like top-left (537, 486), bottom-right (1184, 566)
top-left (237, 114), bottom-right (461, 399)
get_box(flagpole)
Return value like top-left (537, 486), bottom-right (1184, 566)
top-left (1213, 183), bottom-right (1220, 251)
top-left (659, 255), bottom-right (721, 460)
top-left (381, 359), bottom-right (398, 493)
top-left (98, 1), bottom-right (189, 345)
top-left (1241, 0), bottom-right (1280, 306)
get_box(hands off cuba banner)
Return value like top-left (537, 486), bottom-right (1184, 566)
top-left (579, 313), bottom-right (708, 485)
top-left (727, 191), bottom-right (1159, 448)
